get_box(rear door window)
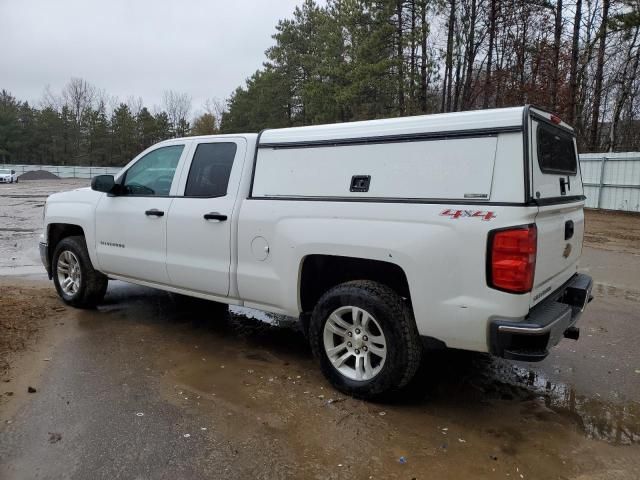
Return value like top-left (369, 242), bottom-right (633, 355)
top-left (184, 143), bottom-right (237, 197)
top-left (536, 123), bottom-right (577, 175)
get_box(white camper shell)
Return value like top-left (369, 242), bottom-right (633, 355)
top-left (253, 106), bottom-right (583, 203)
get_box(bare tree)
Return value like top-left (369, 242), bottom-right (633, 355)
top-left (419, 0), bottom-right (429, 112)
top-left (126, 96), bottom-right (144, 117)
top-left (442, 0), bottom-right (456, 112)
top-left (550, 0), bottom-right (564, 110)
top-left (461, 0), bottom-right (479, 109)
top-left (608, 25), bottom-right (640, 151)
top-left (62, 77), bottom-right (96, 124)
top-left (589, 0), bottom-right (611, 149)
top-left (96, 89), bottom-right (118, 117)
top-left (203, 97), bottom-right (226, 122)
top-left (567, 0), bottom-right (583, 125)
top-left (40, 84), bottom-right (62, 111)
top-left (483, 0), bottom-right (497, 108)
top-left (396, 0), bottom-right (406, 115)
top-left (162, 90), bottom-right (192, 136)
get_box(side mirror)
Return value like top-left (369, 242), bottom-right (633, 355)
top-left (91, 175), bottom-right (116, 194)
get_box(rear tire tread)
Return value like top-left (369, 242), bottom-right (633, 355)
top-left (309, 280), bottom-right (422, 399)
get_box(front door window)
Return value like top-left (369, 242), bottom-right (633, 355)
top-left (122, 145), bottom-right (184, 196)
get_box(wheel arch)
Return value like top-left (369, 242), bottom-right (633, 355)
top-left (47, 223), bottom-right (86, 269)
top-left (298, 254), bottom-right (412, 315)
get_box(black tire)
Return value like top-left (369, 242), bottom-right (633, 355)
top-left (309, 280), bottom-right (422, 399)
top-left (52, 236), bottom-right (108, 308)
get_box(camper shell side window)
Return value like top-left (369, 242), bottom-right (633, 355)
top-left (536, 123), bottom-right (577, 175)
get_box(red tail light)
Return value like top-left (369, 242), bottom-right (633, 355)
top-left (487, 225), bottom-right (537, 293)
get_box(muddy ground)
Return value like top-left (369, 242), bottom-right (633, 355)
top-left (584, 209), bottom-right (640, 256)
top-left (0, 180), bottom-right (639, 479)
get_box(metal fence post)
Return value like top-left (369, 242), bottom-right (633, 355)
top-left (596, 155), bottom-right (607, 209)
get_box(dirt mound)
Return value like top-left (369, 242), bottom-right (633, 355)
top-left (18, 170), bottom-right (60, 180)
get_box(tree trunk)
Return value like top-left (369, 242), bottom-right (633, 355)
top-left (419, 1), bottom-right (428, 112)
top-left (567, 0), bottom-right (582, 125)
top-left (410, 0), bottom-right (416, 113)
top-left (518, 6), bottom-right (529, 103)
top-left (550, 0), bottom-right (563, 110)
top-left (462, 0), bottom-right (477, 109)
top-left (608, 27), bottom-right (640, 152)
top-left (589, 0), bottom-right (610, 150)
top-left (397, 0), bottom-right (406, 116)
top-left (483, 0), bottom-right (497, 109)
top-left (442, 0), bottom-right (456, 112)
top-left (453, 49), bottom-right (462, 111)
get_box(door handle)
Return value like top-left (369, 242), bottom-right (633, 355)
top-left (145, 209), bottom-right (164, 217)
top-left (203, 212), bottom-right (227, 221)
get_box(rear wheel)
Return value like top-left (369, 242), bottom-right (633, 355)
top-left (52, 236), bottom-right (108, 308)
top-left (309, 280), bottom-right (422, 399)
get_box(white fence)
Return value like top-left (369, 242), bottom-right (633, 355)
top-left (3, 153), bottom-right (640, 212)
top-left (580, 152), bottom-right (640, 212)
top-left (0, 164), bottom-right (121, 179)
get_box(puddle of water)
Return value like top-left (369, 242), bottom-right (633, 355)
top-left (95, 282), bottom-right (640, 447)
top-left (219, 305), bottom-right (640, 446)
top-left (485, 361), bottom-right (640, 445)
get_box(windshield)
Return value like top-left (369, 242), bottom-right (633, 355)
top-left (0, 170), bottom-right (10, 175)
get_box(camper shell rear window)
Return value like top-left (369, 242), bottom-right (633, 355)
top-left (536, 123), bottom-right (577, 175)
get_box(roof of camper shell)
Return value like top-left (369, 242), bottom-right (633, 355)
top-left (259, 106), bottom-right (535, 146)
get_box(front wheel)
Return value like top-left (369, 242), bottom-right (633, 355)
top-left (52, 236), bottom-right (108, 308)
top-left (309, 280), bottom-right (422, 399)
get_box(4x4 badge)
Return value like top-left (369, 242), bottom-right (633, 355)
top-left (440, 209), bottom-right (496, 221)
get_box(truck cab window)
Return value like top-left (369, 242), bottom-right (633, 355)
top-left (184, 143), bottom-right (237, 197)
top-left (122, 145), bottom-right (184, 196)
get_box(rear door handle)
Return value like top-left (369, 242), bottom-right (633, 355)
top-left (203, 212), bottom-right (227, 221)
top-left (145, 209), bottom-right (164, 217)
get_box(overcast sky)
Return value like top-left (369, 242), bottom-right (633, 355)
top-left (0, 0), bottom-right (309, 113)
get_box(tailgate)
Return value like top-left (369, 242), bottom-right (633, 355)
top-left (528, 109), bottom-right (585, 306)
top-left (532, 202), bottom-right (584, 306)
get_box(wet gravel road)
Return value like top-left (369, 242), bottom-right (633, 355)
top-left (0, 180), bottom-right (639, 479)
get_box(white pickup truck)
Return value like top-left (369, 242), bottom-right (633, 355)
top-left (39, 106), bottom-right (593, 398)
